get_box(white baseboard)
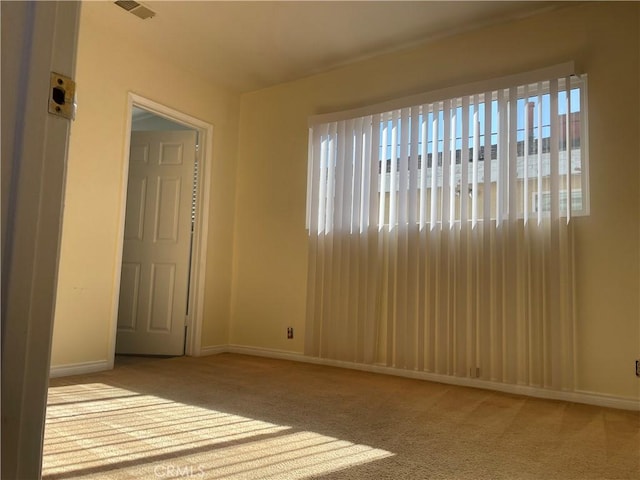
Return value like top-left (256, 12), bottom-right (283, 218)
top-left (73, 344), bottom-right (637, 411)
top-left (49, 360), bottom-right (112, 378)
top-left (206, 344), bottom-right (639, 411)
top-left (227, 344), bottom-right (306, 362)
top-left (570, 390), bottom-right (640, 411)
top-left (198, 345), bottom-right (228, 357)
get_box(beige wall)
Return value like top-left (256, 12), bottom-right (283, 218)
top-left (51, 5), bottom-right (240, 366)
top-left (231, 3), bottom-right (640, 400)
top-left (52, 2), bottom-right (639, 402)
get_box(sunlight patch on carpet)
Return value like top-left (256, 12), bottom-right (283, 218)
top-left (43, 383), bottom-right (394, 479)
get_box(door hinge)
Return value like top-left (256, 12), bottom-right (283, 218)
top-left (49, 72), bottom-right (76, 120)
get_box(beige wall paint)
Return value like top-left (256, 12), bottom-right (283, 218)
top-left (51, 5), bottom-right (240, 366)
top-left (232, 3), bottom-right (640, 399)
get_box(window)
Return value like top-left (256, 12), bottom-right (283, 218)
top-left (307, 66), bottom-right (588, 233)
top-left (533, 190), bottom-right (583, 214)
top-left (305, 64), bottom-right (584, 391)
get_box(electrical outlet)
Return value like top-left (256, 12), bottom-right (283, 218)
top-left (287, 327), bottom-right (294, 339)
top-left (469, 367), bottom-right (480, 378)
top-left (636, 359), bottom-right (640, 377)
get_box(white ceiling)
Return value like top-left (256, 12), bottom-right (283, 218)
top-left (85, 1), bottom-right (565, 93)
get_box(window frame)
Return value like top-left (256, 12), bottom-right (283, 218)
top-left (307, 62), bottom-right (590, 232)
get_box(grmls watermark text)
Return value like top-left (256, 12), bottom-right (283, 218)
top-left (154, 464), bottom-right (206, 478)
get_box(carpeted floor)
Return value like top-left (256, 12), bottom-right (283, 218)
top-left (43, 353), bottom-right (640, 479)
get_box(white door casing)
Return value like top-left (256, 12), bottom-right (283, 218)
top-left (1, 2), bottom-right (80, 478)
top-left (116, 130), bottom-right (197, 355)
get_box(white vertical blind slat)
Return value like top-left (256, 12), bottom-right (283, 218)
top-left (508, 86), bottom-right (518, 222)
top-left (471, 99), bottom-right (480, 227)
top-left (395, 108), bottom-right (410, 368)
top-left (536, 86), bottom-right (543, 225)
top-left (480, 91), bottom-right (492, 380)
top-left (389, 111), bottom-right (399, 229)
top-left (406, 106), bottom-right (421, 369)
top-left (356, 117), bottom-right (371, 362)
top-left (352, 117), bottom-right (364, 233)
top-left (325, 123), bottom-right (337, 232)
top-left (329, 121), bottom-right (346, 359)
top-left (369, 116), bottom-right (381, 229)
top-left (483, 91), bottom-right (492, 224)
top-left (408, 107), bottom-right (420, 225)
top-left (449, 104), bottom-right (457, 227)
top-left (430, 112), bottom-right (439, 229)
top-left (360, 116), bottom-right (372, 231)
top-left (496, 90), bottom-right (507, 225)
top-left (565, 77), bottom-right (572, 221)
top-left (399, 109), bottom-right (410, 227)
top-left (460, 96), bottom-right (470, 225)
top-left (442, 101), bottom-right (451, 229)
top-left (363, 116), bottom-right (380, 364)
top-left (304, 126), bottom-right (322, 356)
top-left (523, 85), bottom-right (530, 224)
top-left (548, 78), bottom-right (562, 388)
top-left (550, 80), bottom-right (560, 223)
top-left (378, 121), bottom-right (388, 228)
top-left (315, 126), bottom-right (327, 233)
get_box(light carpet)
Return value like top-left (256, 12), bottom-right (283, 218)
top-left (43, 353), bottom-right (640, 479)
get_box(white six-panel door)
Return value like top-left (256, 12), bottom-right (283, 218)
top-left (116, 130), bottom-right (197, 355)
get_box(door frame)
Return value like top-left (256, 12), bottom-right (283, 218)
top-left (2, 2), bottom-right (80, 477)
top-left (109, 93), bottom-right (213, 358)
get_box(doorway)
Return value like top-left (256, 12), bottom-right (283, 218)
top-left (112, 94), bottom-right (212, 358)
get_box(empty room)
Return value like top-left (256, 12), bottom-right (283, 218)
top-left (2, 1), bottom-right (639, 479)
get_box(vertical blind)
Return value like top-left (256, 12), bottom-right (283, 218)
top-left (305, 70), bottom-right (588, 391)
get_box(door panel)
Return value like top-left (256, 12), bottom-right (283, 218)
top-left (117, 263), bottom-right (141, 331)
top-left (123, 178), bottom-right (146, 241)
top-left (155, 177), bottom-right (181, 241)
top-left (116, 130), bottom-right (196, 355)
top-left (148, 263), bottom-right (175, 332)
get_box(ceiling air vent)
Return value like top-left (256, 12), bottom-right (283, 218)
top-left (114, 0), bottom-right (156, 20)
